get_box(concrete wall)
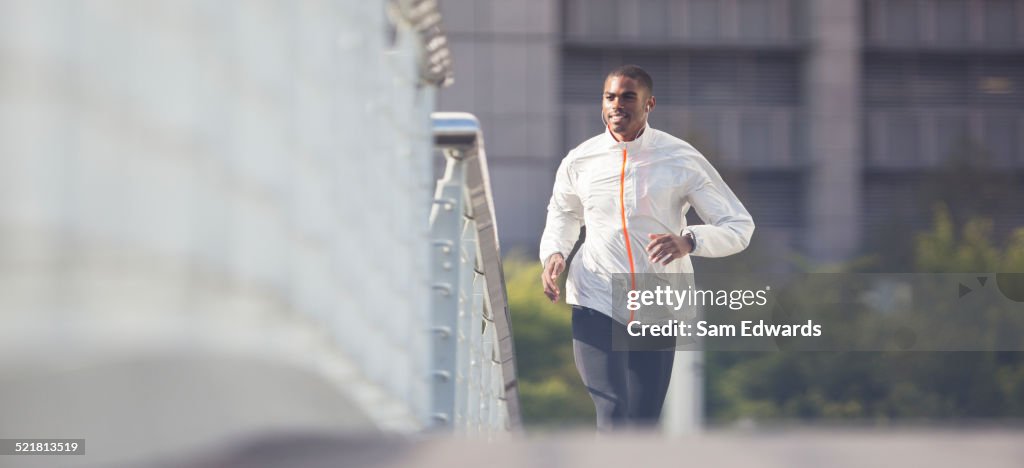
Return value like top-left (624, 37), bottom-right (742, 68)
top-left (0, 1), bottom-right (439, 464)
top-left (804, 0), bottom-right (862, 262)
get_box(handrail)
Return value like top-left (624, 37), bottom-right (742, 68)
top-left (428, 112), bottom-right (521, 434)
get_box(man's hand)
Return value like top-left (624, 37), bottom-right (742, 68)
top-left (542, 253), bottom-right (566, 303)
top-left (646, 233), bottom-right (694, 265)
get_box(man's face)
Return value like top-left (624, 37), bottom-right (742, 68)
top-left (603, 75), bottom-right (653, 138)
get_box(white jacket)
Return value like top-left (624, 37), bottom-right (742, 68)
top-left (539, 123), bottom-right (754, 321)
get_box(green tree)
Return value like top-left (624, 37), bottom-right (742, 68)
top-left (503, 207), bottom-right (1024, 428)
top-left (706, 206), bottom-right (1024, 424)
top-left (504, 253), bottom-right (594, 427)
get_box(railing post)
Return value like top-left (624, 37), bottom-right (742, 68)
top-left (429, 112), bottom-right (522, 433)
top-left (428, 148), bottom-right (465, 429)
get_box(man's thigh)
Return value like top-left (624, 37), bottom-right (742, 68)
top-left (571, 307), bottom-right (629, 417)
top-left (625, 346), bottom-right (675, 421)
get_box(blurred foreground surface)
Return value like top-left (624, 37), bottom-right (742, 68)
top-left (148, 429), bottom-right (1024, 468)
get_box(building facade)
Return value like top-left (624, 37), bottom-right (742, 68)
top-left (438, 0), bottom-right (1024, 263)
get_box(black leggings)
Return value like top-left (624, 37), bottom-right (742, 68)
top-left (571, 305), bottom-right (676, 431)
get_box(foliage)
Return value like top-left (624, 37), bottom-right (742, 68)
top-left (504, 206), bottom-right (1024, 428)
top-left (706, 205), bottom-right (1024, 424)
top-left (916, 205), bottom-right (1024, 273)
top-left (504, 253), bottom-right (594, 427)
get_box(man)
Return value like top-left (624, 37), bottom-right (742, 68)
top-left (539, 65), bottom-right (754, 430)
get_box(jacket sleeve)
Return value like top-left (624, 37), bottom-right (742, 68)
top-left (539, 155), bottom-right (584, 264)
top-left (682, 153), bottom-right (755, 258)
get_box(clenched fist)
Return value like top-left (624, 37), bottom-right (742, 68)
top-left (646, 233), bottom-right (694, 265)
top-left (541, 253), bottom-right (566, 302)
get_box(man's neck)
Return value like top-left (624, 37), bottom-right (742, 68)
top-left (611, 123), bottom-right (646, 143)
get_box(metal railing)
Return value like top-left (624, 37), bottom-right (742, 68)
top-left (428, 112), bottom-right (521, 435)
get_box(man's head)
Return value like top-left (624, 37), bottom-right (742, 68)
top-left (603, 65), bottom-right (655, 141)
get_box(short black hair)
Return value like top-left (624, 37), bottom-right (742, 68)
top-left (606, 65), bottom-right (654, 94)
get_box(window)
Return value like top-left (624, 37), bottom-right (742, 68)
top-left (564, 0), bottom-right (801, 43)
top-left (864, 53), bottom-right (1024, 166)
top-left (865, 55), bottom-right (1023, 107)
top-left (564, 49), bottom-right (801, 106)
top-left (885, 0), bottom-right (920, 44)
top-left (635, 0), bottom-right (669, 38)
top-left (688, 0), bottom-right (721, 39)
top-left (983, 0), bottom-right (1017, 45)
top-left (866, 0), bottom-right (1023, 47)
top-left (738, 0), bottom-right (774, 41)
top-left (934, 0), bottom-right (968, 44)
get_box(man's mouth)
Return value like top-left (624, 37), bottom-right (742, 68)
top-left (609, 113), bottom-right (629, 123)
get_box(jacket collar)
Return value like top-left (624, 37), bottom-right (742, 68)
top-left (603, 122), bottom-right (652, 151)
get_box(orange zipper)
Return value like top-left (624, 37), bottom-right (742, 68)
top-left (619, 147), bottom-right (637, 323)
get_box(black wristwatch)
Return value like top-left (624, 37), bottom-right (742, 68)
top-left (682, 231), bottom-right (696, 253)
